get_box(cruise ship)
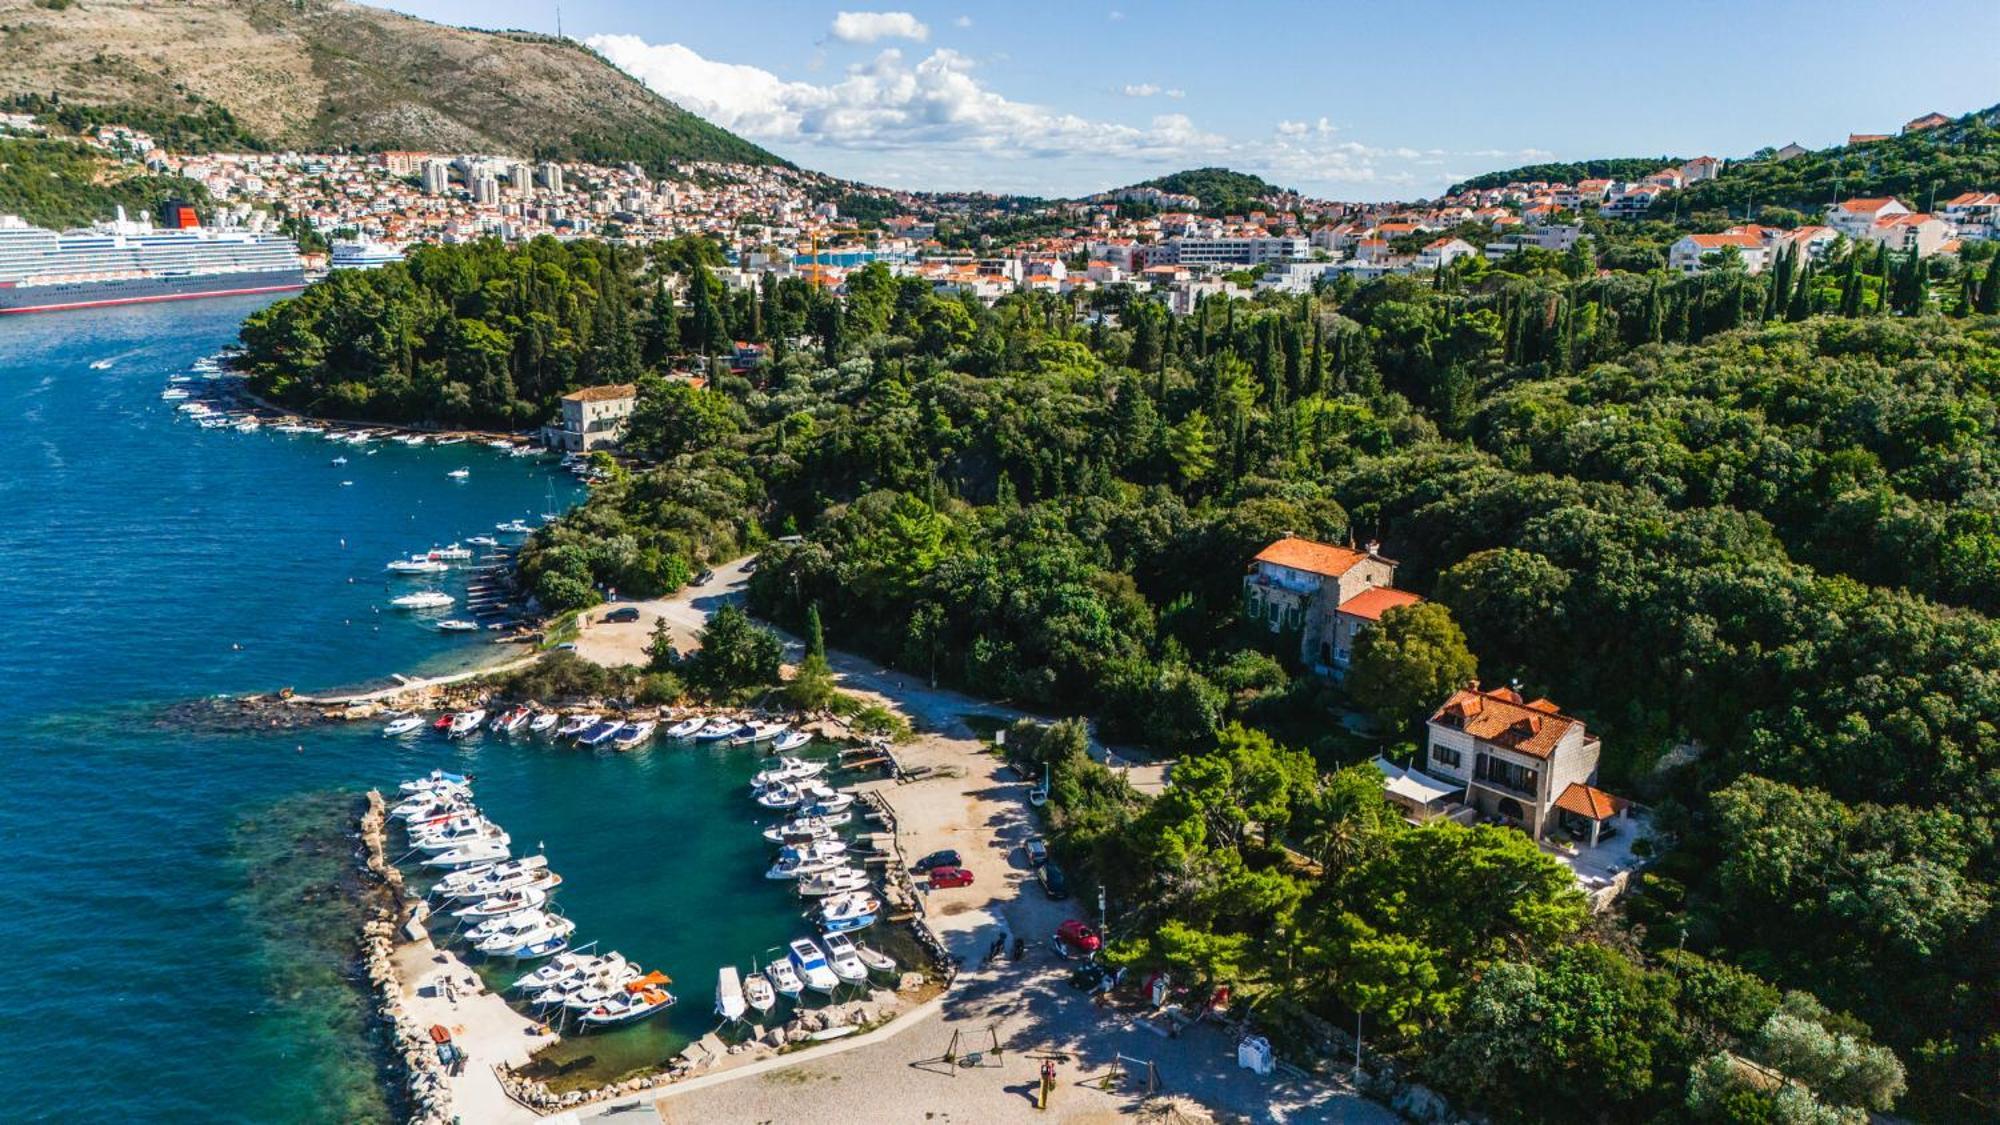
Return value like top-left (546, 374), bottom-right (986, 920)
top-left (0, 201), bottom-right (305, 315)
top-left (329, 238), bottom-right (405, 270)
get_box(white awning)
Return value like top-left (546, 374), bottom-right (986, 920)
top-left (1373, 756), bottom-right (1461, 807)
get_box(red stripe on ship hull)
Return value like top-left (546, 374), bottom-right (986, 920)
top-left (0, 282), bottom-right (307, 315)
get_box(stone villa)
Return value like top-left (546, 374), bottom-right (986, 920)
top-left (1242, 535), bottom-right (1420, 677)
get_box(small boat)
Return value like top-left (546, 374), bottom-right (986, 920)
top-left (729, 721), bottom-right (788, 747)
top-left (821, 932), bottom-right (868, 984)
top-left (611, 720), bottom-right (656, 750)
top-left (160, 388), bottom-right (189, 400)
top-left (854, 945), bottom-right (898, 975)
top-left (554, 964), bottom-right (648, 1011)
top-left (447, 468), bottom-right (470, 480)
top-left (528, 712), bottom-right (561, 734)
top-left (772, 731), bottom-right (813, 753)
top-left (822, 912), bottom-right (877, 934)
top-left (663, 716), bottom-right (706, 739)
top-left (577, 972), bottom-right (675, 1028)
top-left (743, 968), bottom-right (777, 1015)
top-left (398, 769), bottom-right (470, 796)
top-left (512, 950), bottom-right (601, 993)
top-left (716, 966), bottom-right (747, 1022)
top-left (556, 713), bottom-right (600, 737)
top-left (495, 519), bottom-right (534, 534)
top-left (388, 555), bottom-right (448, 575)
top-left (466, 535), bottom-right (499, 548)
top-left (779, 838), bottom-right (848, 864)
top-left (431, 714), bottom-right (456, 733)
top-left (578, 720), bottom-right (625, 747)
top-left (767, 958), bottom-right (804, 999)
top-left (692, 718), bottom-right (742, 742)
top-left (410, 818), bottom-right (506, 851)
top-left (766, 851), bottom-right (844, 881)
top-left (424, 840), bottom-right (510, 868)
top-left (798, 866), bottom-right (871, 897)
top-left (751, 756), bottom-right (824, 788)
top-left (428, 543), bottom-right (474, 562)
top-left (391, 591), bottom-right (455, 610)
top-left (476, 914), bottom-right (577, 958)
top-left (382, 715), bottom-right (426, 738)
top-left (434, 435), bottom-right (465, 446)
top-left (330, 455), bottom-right (348, 466)
top-left (754, 783), bottom-right (803, 811)
top-left (760, 814), bottom-right (849, 843)
top-left (90, 358), bottom-right (116, 370)
top-left (436, 619), bottom-right (480, 632)
top-left (448, 710), bottom-right (488, 738)
top-left (391, 793), bottom-right (471, 821)
top-left (797, 784), bottom-right (855, 815)
top-left (451, 886), bottom-right (549, 920)
top-left (490, 706), bottom-right (531, 734)
top-left (788, 938), bottom-right (839, 994)
top-left (437, 865), bottom-right (559, 904)
top-left (819, 892), bottom-right (883, 925)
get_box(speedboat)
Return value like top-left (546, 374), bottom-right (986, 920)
top-left (576, 972), bottom-right (675, 1028)
top-left (728, 721), bottom-right (788, 747)
top-left (465, 907), bottom-right (557, 941)
top-left (692, 718), bottom-right (741, 742)
top-left (398, 770), bottom-right (469, 795)
top-left (412, 825), bottom-right (507, 855)
top-left (495, 519), bottom-right (534, 534)
top-left (450, 886), bottom-right (549, 920)
top-left (799, 867), bottom-right (871, 898)
top-left (578, 720), bottom-right (625, 747)
top-left (513, 950), bottom-right (628, 994)
top-left (528, 712), bottom-right (560, 734)
top-left (767, 958), bottom-right (804, 999)
top-left (476, 914), bottom-right (577, 958)
top-left (663, 716), bottom-right (706, 739)
top-left (821, 932), bottom-right (868, 985)
top-left (390, 591), bottom-right (455, 611)
top-left (611, 721), bottom-right (656, 751)
top-left (779, 838), bottom-right (848, 864)
top-left (754, 783), bottom-right (802, 811)
top-left (448, 709), bottom-right (488, 738)
top-left (391, 792), bottom-right (471, 821)
top-left (387, 554), bottom-right (447, 575)
top-left (743, 969), bottom-right (777, 1015)
top-left (447, 468), bottom-right (470, 480)
top-left (425, 839), bottom-right (510, 868)
top-left (467, 535), bottom-right (499, 548)
top-left (788, 938), bottom-right (839, 994)
top-left (556, 713), bottom-right (600, 737)
top-left (772, 731), bottom-right (813, 753)
top-left (761, 815), bottom-right (849, 843)
top-left (854, 945), bottom-right (898, 975)
top-left (716, 966), bottom-right (747, 1022)
top-left (490, 706), bottom-right (531, 734)
top-left (797, 784), bottom-right (854, 815)
top-left (819, 893), bottom-right (883, 926)
top-left (751, 756), bottom-right (824, 788)
top-left (429, 543), bottom-right (474, 562)
top-left (436, 619), bottom-right (480, 632)
top-left (766, 851), bottom-right (843, 881)
top-left (382, 715), bottom-right (426, 738)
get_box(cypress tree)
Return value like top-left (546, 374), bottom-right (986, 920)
top-left (1977, 261), bottom-right (2000, 315)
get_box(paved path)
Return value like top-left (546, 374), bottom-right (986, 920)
top-left (394, 941), bottom-right (554, 1125)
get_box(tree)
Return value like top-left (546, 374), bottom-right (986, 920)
top-left (682, 603), bottom-right (783, 699)
top-left (1346, 602), bottom-right (1477, 732)
top-left (645, 615), bottom-right (676, 670)
top-left (804, 602), bottom-right (825, 660)
top-left (785, 650), bottom-right (839, 712)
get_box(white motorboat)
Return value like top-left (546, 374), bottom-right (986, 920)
top-left (467, 535), bottom-right (499, 548)
top-left (555, 966), bottom-right (649, 1012)
top-left (754, 783), bottom-right (803, 811)
top-left (854, 945), bottom-right (898, 975)
top-left (728, 720), bottom-right (789, 746)
top-left (578, 720), bottom-right (625, 747)
top-left (398, 770), bottom-right (470, 796)
top-left (751, 756), bottom-right (824, 788)
top-left (692, 718), bottom-right (742, 742)
top-left (766, 958), bottom-right (804, 999)
top-left (760, 813), bottom-right (851, 844)
top-left (476, 914), bottom-right (577, 958)
top-left (819, 892), bottom-right (883, 925)
top-left (716, 966), bottom-right (747, 1022)
top-left (391, 590), bottom-right (455, 611)
top-left (436, 619), bottom-right (480, 632)
top-left (799, 866), bottom-right (871, 898)
top-left (663, 716), bottom-right (706, 739)
top-left (387, 554), bottom-right (447, 575)
top-left (788, 938), bottom-right (839, 994)
top-left (821, 932), bottom-right (868, 984)
top-left (436, 854), bottom-right (545, 895)
top-left (451, 885), bottom-right (549, 920)
top-left (424, 839), bottom-right (510, 868)
top-left (448, 709), bottom-right (488, 738)
top-left (611, 720), bottom-right (656, 751)
top-left (797, 784), bottom-right (855, 815)
top-left (447, 468), bottom-right (470, 480)
top-left (772, 731), bottom-right (813, 753)
top-left (743, 968), bottom-right (777, 1015)
top-left (778, 838), bottom-right (848, 864)
top-left (381, 715), bottom-right (425, 737)
top-left (575, 972), bottom-right (675, 1027)
top-left (490, 706), bottom-right (532, 734)
top-left (766, 852), bottom-right (844, 880)
top-left (512, 950), bottom-right (599, 993)
top-left (528, 712), bottom-right (560, 734)
top-left (556, 713), bottom-right (600, 737)
top-left (429, 543), bottom-right (474, 562)
top-left (412, 824), bottom-right (507, 855)
top-left (434, 435), bottom-right (465, 446)
top-left (495, 519), bottom-right (534, 534)
top-left (465, 906), bottom-right (559, 940)
top-left (391, 793), bottom-right (471, 821)
top-left (437, 864), bottom-right (559, 904)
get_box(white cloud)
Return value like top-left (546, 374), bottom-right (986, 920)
top-left (829, 11), bottom-right (930, 43)
top-left (1107, 9), bottom-right (1125, 20)
top-left (1121, 83), bottom-right (1160, 97)
top-left (953, 15), bottom-right (972, 28)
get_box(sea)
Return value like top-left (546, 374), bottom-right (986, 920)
top-left (0, 297), bottom-right (826, 1121)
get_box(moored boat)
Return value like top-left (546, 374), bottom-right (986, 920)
top-left (611, 720), bottom-right (656, 751)
top-left (382, 714), bottom-right (425, 737)
top-left (821, 932), bottom-right (868, 984)
top-left (766, 958), bottom-right (804, 999)
top-left (716, 965), bottom-right (747, 1022)
top-left (527, 711), bottom-right (560, 734)
top-left (556, 713), bottom-right (600, 737)
top-left (854, 944), bottom-right (898, 975)
top-left (578, 720), bottom-right (625, 747)
top-left (788, 938), bottom-right (839, 994)
top-left (390, 590), bottom-right (455, 611)
top-left (751, 756), bottom-right (824, 788)
top-left (436, 619), bottom-right (480, 632)
top-left (663, 716), bottom-right (706, 739)
top-left (772, 730), bottom-right (813, 753)
top-left (576, 971), bottom-right (675, 1028)
top-left (448, 709), bottom-right (488, 738)
top-left (798, 866), bottom-right (871, 897)
top-left (743, 968), bottom-right (777, 1015)
top-left (425, 839), bottom-right (510, 868)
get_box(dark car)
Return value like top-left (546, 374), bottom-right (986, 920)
top-left (912, 849), bottom-right (962, 872)
top-left (1037, 862), bottom-right (1070, 900)
top-left (691, 568), bottom-right (714, 586)
top-left (927, 866), bottom-right (975, 889)
top-left (603, 606), bottom-right (641, 623)
top-left (1023, 838), bottom-right (1049, 867)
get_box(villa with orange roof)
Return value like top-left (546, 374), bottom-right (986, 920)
top-left (1827, 196), bottom-right (1910, 237)
top-left (1243, 535), bottom-right (1421, 677)
top-left (1425, 681), bottom-right (1626, 845)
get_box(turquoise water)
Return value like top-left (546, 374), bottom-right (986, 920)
top-left (0, 299), bottom-right (818, 1120)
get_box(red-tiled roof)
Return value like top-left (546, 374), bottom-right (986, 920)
top-left (561, 383), bottom-right (636, 403)
top-left (1554, 782), bottom-right (1626, 821)
top-left (1253, 537), bottom-right (1369, 577)
top-left (1337, 586), bottom-right (1422, 622)
top-left (1430, 685), bottom-right (1580, 759)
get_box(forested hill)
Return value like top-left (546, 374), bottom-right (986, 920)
top-left (1449, 157), bottom-right (1678, 193)
top-left (1125, 167), bottom-right (1287, 213)
top-left (0, 137), bottom-right (212, 229)
top-left (1672, 101), bottom-right (2000, 213)
top-left (0, 0), bottom-right (781, 171)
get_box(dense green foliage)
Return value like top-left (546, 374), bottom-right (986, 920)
top-left (1137, 166), bottom-right (1286, 214)
top-left (0, 137), bottom-right (213, 229)
top-left (1671, 104), bottom-right (2000, 214)
top-left (1449, 157), bottom-right (1681, 194)
top-left (4, 93), bottom-right (267, 153)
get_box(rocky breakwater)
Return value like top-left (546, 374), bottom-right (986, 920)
top-left (355, 790), bottom-right (455, 1125)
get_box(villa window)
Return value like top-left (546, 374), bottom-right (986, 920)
top-left (1432, 744), bottom-right (1461, 768)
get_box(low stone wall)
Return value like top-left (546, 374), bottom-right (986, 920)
top-left (357, 790), bottom-right (454, 1125)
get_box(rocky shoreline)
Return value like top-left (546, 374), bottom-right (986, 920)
top-left (354, 790), bottom-right (455, 1125)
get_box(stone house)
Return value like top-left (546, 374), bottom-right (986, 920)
top-left (1423, 681), bottom-right (1627, 844)
top-left (1242, 536), bottom-right (1418, 677)
top-left (546, 383), bottom-right (636, 452)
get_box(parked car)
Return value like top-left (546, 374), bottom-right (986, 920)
top-left (1023, 838), bottom-right (1049, 867)
top-left (912, 849), bottom-right (962, 872)
top-left (927, 866), bottom-right (975, 889)
top-left (1037, 862), bottom-right (1070, 900)
top-left (1054, 919), bottom-right (1101, 956)
top-left (1067, 963), bottom-right (1109, 993)
top-left (691, 568), bottom-right (714, 585)
top-left (603, 606), bottom-right (641, 623)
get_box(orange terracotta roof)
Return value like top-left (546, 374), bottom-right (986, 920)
top-left (1337, 586), bottom-right (1422, 622)
top-left (1430, 686), bottom-right (1580, 759)
top-left (1253, 536), bottom-right (1370, 578)
top-left (1554, 782), bottom-right (1625, 821)
top-left (1840, 197), bottom-right (1901, 212)
top-left (561, 383), bottom-right (636, 403)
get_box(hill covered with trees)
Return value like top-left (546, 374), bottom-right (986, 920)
top-left (1671, 102), bottom-right (2000, 214)
top-left (1129, 167), bottom-right (1287, 213)
top-left (1449, 156), bottom-right (1679, 194)
top-left (0, 137), bottom-right (212, 229)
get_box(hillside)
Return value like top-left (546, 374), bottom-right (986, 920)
top-left (1671, 102), bottom-right (2000, 213)
top-left (0, 136), bottom-right (212, 228)
top-left (1120, 167), bottom-right (1285, 214)
top-left (0, 0), bottom-right (781, 170)
top-left (1448, 157), bottom-right (1678, 194)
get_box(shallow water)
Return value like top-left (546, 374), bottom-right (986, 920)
top-left (0, 299), bottom-right (828, 1120)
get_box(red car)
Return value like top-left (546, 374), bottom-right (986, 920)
top-left (1055, 919), bottom-right (1102, 955)
top-left (927, 866), bottom-right (975, 889)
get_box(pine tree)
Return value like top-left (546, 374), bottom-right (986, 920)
top-left (1978, 261), bottom-right (2000, 315)
top-left (805, 603), bottom-right (825, 661)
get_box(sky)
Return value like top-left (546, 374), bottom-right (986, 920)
top-left (381, 1), bottom-right (2000, 200)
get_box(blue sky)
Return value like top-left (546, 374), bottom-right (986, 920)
top-left (383, 1), bottom-right (2000, 199)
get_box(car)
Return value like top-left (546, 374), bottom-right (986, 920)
top-left (691, 568), bottom-right (714, 586)
top-left (912, 849), bottom-right (961, 872)
top-left (555, 642), bottom-right (577, 651)
top-left (927, 866), bottom-right (975, 889)
top-left (603, 606), bottom-right (641, 623)
top-left (1066, 963), bottom-right (1109, 993)
top-left (1054, 919), bottom-right (1101, 956)
top-left (1023, 838), bottom-right (1049, 867)
top-left (1037, 862), bottom-right (1070, 900)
